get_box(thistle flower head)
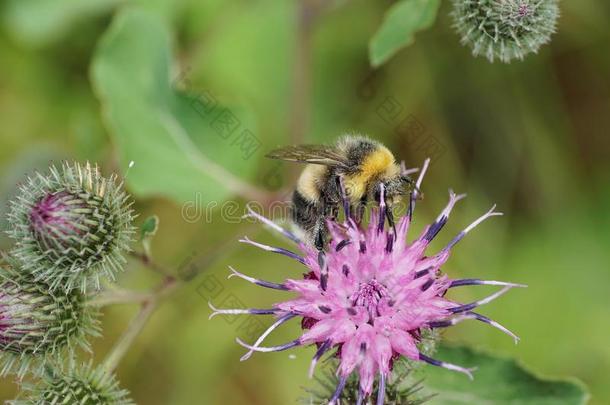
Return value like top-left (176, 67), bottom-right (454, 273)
top-left (452, 0), bottom-right (560, 63)
top-left (212, 159), bottom-right (525, 404)
top-left (0, 258), bottom-right (100, 377)
top-left (7, 162), bottom-right (136, 292)
top-left (11, 363), bottom-right (134, 404)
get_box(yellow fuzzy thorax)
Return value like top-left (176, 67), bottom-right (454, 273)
top-left (344, 147), bottom-right (397, 202)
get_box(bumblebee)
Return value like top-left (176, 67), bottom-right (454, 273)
top-left (266, 135), bottom-right (415, 251)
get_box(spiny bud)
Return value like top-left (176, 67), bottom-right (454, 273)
top-left (452, 0), bottom-right (560, 63)
top-left (11, 363), bottom-right (134, 405)
top-left (0, 259), bottom-right (100, 377)
top-left (7, 162), bottom-right (136, 292)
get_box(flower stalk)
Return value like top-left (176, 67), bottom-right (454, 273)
top-left (102, 299), bottom-right (158, 373)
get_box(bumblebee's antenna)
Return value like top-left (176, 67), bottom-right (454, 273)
top-left (407, 177), bottom-right (423, 199)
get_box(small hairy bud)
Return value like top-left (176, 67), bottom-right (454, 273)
top-left (452, 0), bottom-right (560, 63)
top-left (7, 162), bottom-right (135, 292)
top-left (0, 260), bottom-right (100, 377)
top-left (11, 363), bottom-right (134, 405)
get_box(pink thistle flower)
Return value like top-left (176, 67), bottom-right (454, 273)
top-left (210, 159), bottom-right (525, 405)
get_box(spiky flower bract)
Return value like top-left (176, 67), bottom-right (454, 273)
top-left (7, 162), bottom-right (136, 292)
top-left (11, 363), bottom-right (134, 405)
top-left (303, 357), bottom-right (435, 405)
top-left (211, 159), bottom-right (525, 404)
top-left (452, 0), bottom-right (560, 63)
top-left (0, 259), bottom-right (100, 377)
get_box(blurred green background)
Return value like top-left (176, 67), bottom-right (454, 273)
top-left (0, 0), bottom-right (608, 403)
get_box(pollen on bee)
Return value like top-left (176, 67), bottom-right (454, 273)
top-left (344, 147), bottom-right (396, 201)
top-left (361, 148), bottom-right (394, 179)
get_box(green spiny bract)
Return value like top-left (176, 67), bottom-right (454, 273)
top-left (301, 330), bottom-right (439, 404)
top-left (0, 260), bottom-right (100, 377)
top-left (7, 162), bottom-right (136, 292)
top-left (302, 358), bottom-right (434, 405)
top-left (452, 0), bottom-right (560, 63)
top-left (11, 363), bottom-right (134, 405)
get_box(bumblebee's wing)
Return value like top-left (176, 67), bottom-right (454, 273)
top-left (265, 145), bottom-right (349, 167)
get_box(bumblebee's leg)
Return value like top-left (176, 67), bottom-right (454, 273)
top-left (385, 202), bottom-right (397, 236)
top-left (314, 221), bottom-right (326, 251)
top-left (292, 188), bottom-right (315, 224)
top-left (350, 205), bottom-right (358, 224)
top-left (352, 196), bottom-right (367, 225)
top-left (336, 176), bottom-right (350, 218)
top-left (313, 217), bottom-right (329, 291)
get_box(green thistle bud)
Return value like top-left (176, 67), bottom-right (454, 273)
top-left (7, 162), bottom-right (136, 292)
top-left (452, 0), bottom-right (560, 63)
top-left (11, 363), bottom-right (134, 405)
top-left (0, 260), bottom-right (100, 377)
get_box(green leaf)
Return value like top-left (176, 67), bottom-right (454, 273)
top-left (140, 215), bottom-right (159, 240)
top-left (2, 0), bottom-right (122, 47)
top-left (422, 346), bottom-right (589, 405)
top-left (139, 215), bottom-right (159, 259)
top-left (91, 8), bottom-right (265, 205)
top-left (369, 0), bottom-right (441, 68)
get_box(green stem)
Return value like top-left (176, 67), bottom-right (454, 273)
top-left (86, 290), bottom-right (153, 307)
top-left (101, 215), bottom-right (264, 371)
top-left (102, 298), bottom-right (158, 373)
top-left (129, 250), bottom-right (172, 276)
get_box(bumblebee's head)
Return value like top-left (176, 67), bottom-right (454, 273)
top-left (371, 174), bottom-right (415, 207)
top-left (370, 175), bottom-right (417, 232)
